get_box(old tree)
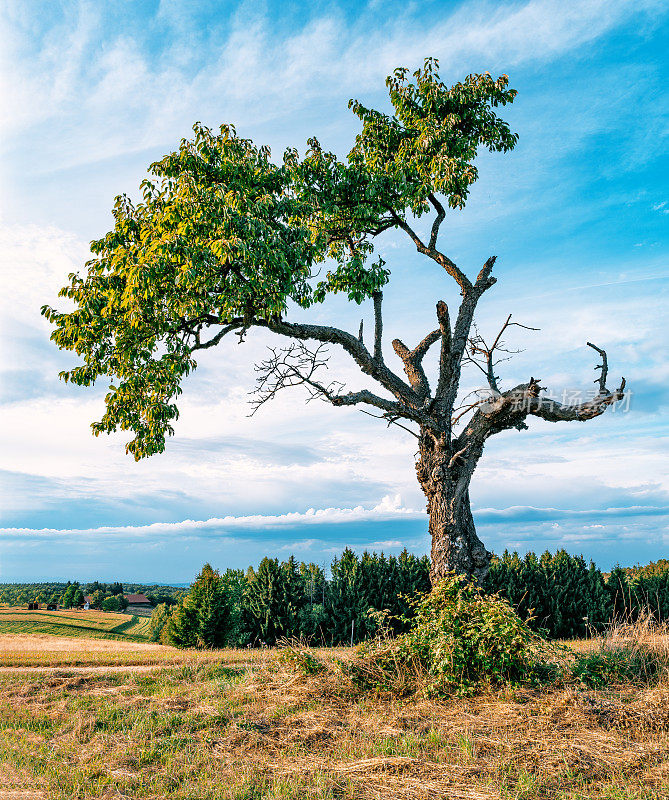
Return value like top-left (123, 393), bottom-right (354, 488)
top-left (43, 60), bottom-right (625, 582)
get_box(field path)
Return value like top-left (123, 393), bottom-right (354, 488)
top-left (0, 663), bottom-right (165, 673)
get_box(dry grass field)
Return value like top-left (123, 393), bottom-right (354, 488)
top-left (0, 641), bottom-right (668, 800)
top-left (0, 634), bottom-right (279, 669)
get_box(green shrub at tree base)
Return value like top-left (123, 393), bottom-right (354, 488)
top-left (341, 576), bottom-right (566, 697)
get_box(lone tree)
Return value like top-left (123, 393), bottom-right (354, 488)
top-left (43, 59), bottom-right (625, 583)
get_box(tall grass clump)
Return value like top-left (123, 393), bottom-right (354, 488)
top-left (573, 611), bottom-right (669, 688)
top-left (340, 575), bottom-right (566, 697)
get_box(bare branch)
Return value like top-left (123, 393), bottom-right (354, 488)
top-left (464, 313), bottom-right (539, 393)
top-left (358, 318), bottom-right (364, 344)
top-left (448, 444), bottom-right (469, 469)
top-left (392, 328), bottom-right (440, 399)
top-left (451, 398), bottom-right (486, 426)
top-left (414, 329), bottom-right (441, 361)
top-left (258, 317), bottom-right (418, 410)
top-left (359, 409), bottom-right (420, 439)
top-left (435, 300), bottom-right (451, 400)
top-left (388, 208), bottom-right (472, 292)
top-left (587, 341), bottom-right (609, 394)
top-left (442, 256), bottom-right (497, 410)
top-left (190, 321), bottom-right (243, 351)
top-left (529, 378), bottom-right (626, 422)
top-left (249, 339), bottom-right (441, 430)
top-left (456, 344), bottom-right (626, 452)
top-left (250, 343), bottom-right (333, 413)
top-left (428, 193), bottom-right (446, 250)
top-left (373, 290), bottom-right (383, 362)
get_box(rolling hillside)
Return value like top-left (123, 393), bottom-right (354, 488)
top-left (0, 608), bottom-right (152, 642)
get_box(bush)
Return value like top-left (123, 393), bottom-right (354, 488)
top-left (275, 643), bottom-right (326, 676)
top-left (341, 576), bottom-right (565, 697)
top-left (573, 614), bottom-right (669, 688)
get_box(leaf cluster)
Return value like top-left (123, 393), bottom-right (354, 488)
top-left (349, 57), bottom-right (518, 213)
top-left (41, 58), bottom-right (518, 458)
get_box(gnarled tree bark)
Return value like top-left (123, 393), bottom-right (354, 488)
top-left (416, 430), bottom-right (490, 582)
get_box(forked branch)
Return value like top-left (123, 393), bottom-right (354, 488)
top-left (587, 341), bottom-right (609, 394)
top-left (464, 314), bottom-right (539, 392)
top-left (392, 330), bottom-right (440, 399)
top-left (456, 343), bottom-right (626, 452)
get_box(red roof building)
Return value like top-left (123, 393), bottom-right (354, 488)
top-left (124, 594), bottom-right (151, 605)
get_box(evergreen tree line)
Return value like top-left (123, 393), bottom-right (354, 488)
top-left (485, 550), bottom-right (669, 639)
top-left (154, 549), bottom-right (431, 647)
top-left (152, 548), bottom-right (669, 648)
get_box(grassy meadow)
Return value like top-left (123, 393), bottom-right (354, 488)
top-left (1, 609), bottom-right (669, 798)
top-left (0, 607), bottom-right (152, 643)
top-left (0, 649), bottom-right (669, 799)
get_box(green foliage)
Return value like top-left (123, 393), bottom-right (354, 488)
top-left (9, 549), bottom-right (668, 651)
top-left (42, 123), bottom-right (322, 459)
top-left (342, 576), bottom-right (563, 697)
top-left (101, 595), bottom-right (121, 612)
top-left (88, 590), bottom-right (105, 608)
top-left (349, 58), bottom-right (518, 213)
top-left (149, 603), bottom-right (172, 642)
top-left (42, 58), bottom-right (518, 460)
top-left (166, 564), bottom-right (232, 649)
top-left (275, 645), bottom-right (326, 676)
top-left (0, 582), bottom-right (184, 609)
top-left (572, 645), bottom-right (661, 688)
top-left (486, 549), bottom-right (611, 638)
top-left (61, 583), bottom-right (82, 609)
top-left (244, 557), bottom-right (300, 646)
top-left (325, 548), bottom-right (431, 644)
top-left (606, 565), bottom-right (631, 619)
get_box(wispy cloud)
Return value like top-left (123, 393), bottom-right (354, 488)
top-left (2, 0), bottom-right (665, 170)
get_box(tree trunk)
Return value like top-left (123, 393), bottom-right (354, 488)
top-left (416, 431), bottom-right (491, 584)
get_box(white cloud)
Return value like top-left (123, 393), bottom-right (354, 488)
top-left (0, 494), bottom-right (419, 537)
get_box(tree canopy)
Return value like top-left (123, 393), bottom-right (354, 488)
top-left (42, 59), bottom-right (517, 459)
top-left (43, 58), bottom-right (625, 581)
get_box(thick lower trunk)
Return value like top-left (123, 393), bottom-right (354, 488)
top-left (416, 432), bottom-right (491, 584)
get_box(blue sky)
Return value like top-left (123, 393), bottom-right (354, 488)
top-left (0, 0), bottom-right (667, 582)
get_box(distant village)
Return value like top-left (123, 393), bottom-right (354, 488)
top-left (27, 593), bottom-right (153, 615)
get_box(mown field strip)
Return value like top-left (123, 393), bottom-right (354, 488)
top-left (0, 608), bottom-right (152, 643)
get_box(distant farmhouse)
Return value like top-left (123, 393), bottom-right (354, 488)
top-left (124, 594), bottom-right (152, 615)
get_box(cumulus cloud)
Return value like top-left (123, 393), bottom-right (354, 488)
top-left (0, 494), bottom-right (418, 538)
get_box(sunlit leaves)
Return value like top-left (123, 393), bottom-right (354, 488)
top-left (349, 57), bottom-right (518, 213)
top-left (42, 61), bottom-right (517, 459)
